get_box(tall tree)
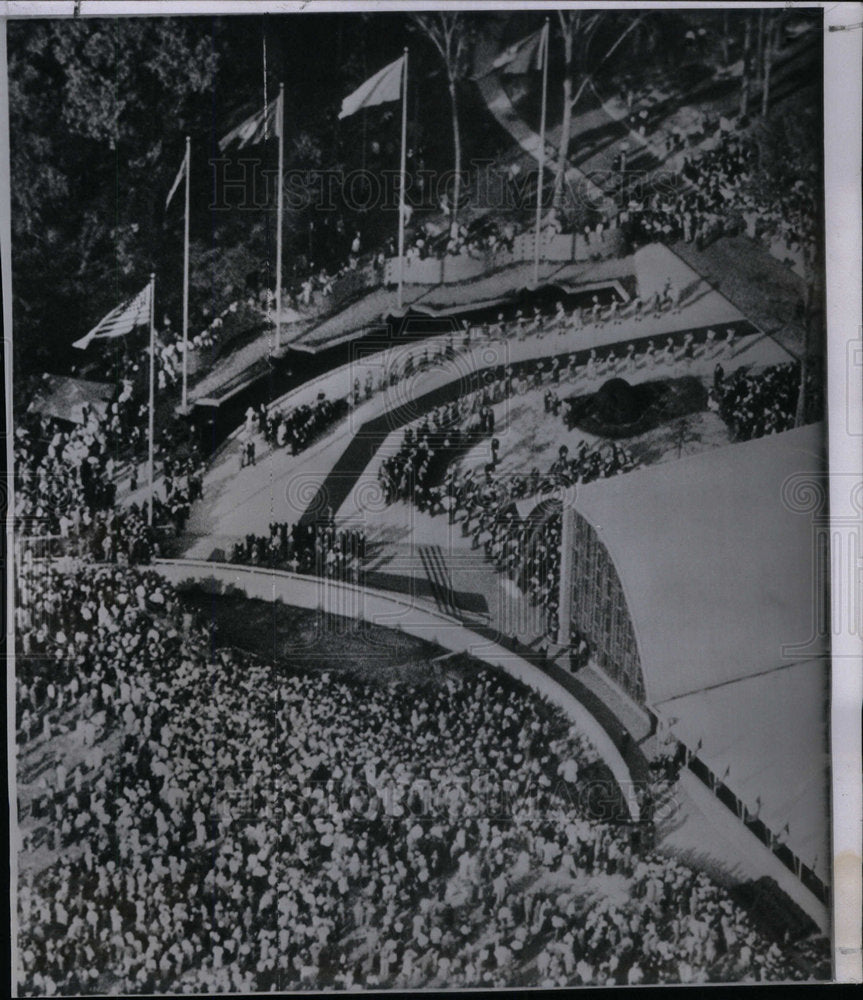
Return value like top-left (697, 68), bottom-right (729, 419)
top-left (761, 15), bottom-right (782, 119)
top-left (755, 11), bottom-right (765, 90)
top-left (410, 12), bottom-right (474, 225)
top-left (721, 10), bottom-right (730, 66)
top-left (7, 18), bottom-right (218, 374)
top-left (551, 12), bottom-right (648, 207)
top-left (746, 107), bottom-right (824, 425)
top-left (740, 15), bottom-right (754, 118)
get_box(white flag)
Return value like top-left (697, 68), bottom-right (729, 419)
top-left (165, 150), bottom-right (187, 211)
top-left (339, 56), bottom-right (405, 121)
top-left (492, 27), bottom-right (546, 75)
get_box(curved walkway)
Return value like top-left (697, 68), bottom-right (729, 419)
top-left (294, 312), bottom-right (757, 524)
top-left (152, 558), bottom-right (643, 823)
top-left (472, 24), bottom-right (612, 212)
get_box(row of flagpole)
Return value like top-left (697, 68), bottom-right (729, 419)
top-left (75, 49), bottom-right (408, 527)
top-left (72, 23), bottom-right (553, 526)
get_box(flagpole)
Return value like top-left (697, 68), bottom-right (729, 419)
top-left (397, 48), bottom-right (408, 311)
top-left (181, 136), bottom-right (190, 412)
top-left (275, 82), bottom-right (285, 353)
top-left (147, 272), bottom-right (156, 527)
top-left (533, 19), bottom-right (549, 287)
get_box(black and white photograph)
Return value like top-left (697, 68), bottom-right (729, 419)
top-left (3, 1), bottom-right (861, 993)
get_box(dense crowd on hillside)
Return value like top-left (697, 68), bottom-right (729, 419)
top-left (622, 131), bottom-right (817, 271)
top-left (710, 361), bottom-right (800, 441)
top-left (14, 407), bottom-right (151, 563)
top-left (14, 408), bottom-right (119, 538)
top-left (229, 521), bottom-right (366, 581)
top-left (16, 561), bottom-right (821, 994)
top-left (13, 18), bottom-right (830, 992)
top-left (13, 394), bottom-right (206, 563)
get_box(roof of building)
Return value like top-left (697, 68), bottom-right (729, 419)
top-left (573, 423), bottom-right (827, 707)
top-left (27, 375), bottom-right (113, 425)
top-left (668, 656), bottom-right (830, 883)
top-left (571, 424), bottom-right (829, 883)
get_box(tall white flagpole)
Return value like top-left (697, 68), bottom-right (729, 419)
top-left (397, 48), bottom-right (408, 311)
top-left (147, 272), bottom-right (156, 527)
top-left (275, 82), bottom-right (285, 352)
top-left (181, 135), bottom-right (190, 412)
top-left (533, 19), bottom-right (550, 287)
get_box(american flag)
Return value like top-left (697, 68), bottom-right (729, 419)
top-left (72, 283), bottom-right (151, 350)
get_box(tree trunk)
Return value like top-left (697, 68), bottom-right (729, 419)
top-left (721, 11), bottom-right (729, 66)
top-left (740, 16), bottom-right (753, 118)
top-left (756, 11), bottom-right (765, 89)
top-left (761, 22), bottom-right (775, 118)
top-left (554, 30), bottom-right (574, 208)
top-left (448, 77), bottom-right (462, 226)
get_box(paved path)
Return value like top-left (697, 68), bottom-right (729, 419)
top-left (472, 20), bottom-right (819, 207)
top-left (473, 21), bottom-right (613, 212)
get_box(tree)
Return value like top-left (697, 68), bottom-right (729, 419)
top-left (410, 13), bottom-right (475, 225)
top-left (740, 15), bottom-right (754, 118)
top-left (551, 12), bottom-right (648, 207)
top-left (761, 15), bottom-right (782, 119)
top-left (755, 11), bottom-right (765, 91)
top-left (720, 10), bottom-right (730, 66)
top-left (746, 108), bottom-right (824, 426)
top-left (8, 18), bottom-right (218, 375)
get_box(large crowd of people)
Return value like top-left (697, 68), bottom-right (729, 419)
top-left (622, 131), bottom-right (817, 271)
top-left (14, 408), bottom-right (119, 539)
top-left (373, 334), bottom-right (644, 638)
top-left (13, 33), bottom-right (831, 992)
top-left (378, 395), bottom-right (494, 508)
top-left (228, 521), bottom-right (366, 581)
top-left (14, 389), bottom-right (207, 565)
top-left (255, 393), bottom-right (349, 458)
top-left (710, 361), bottom-right (800, 442)
top-left (13, 405), bottom-right (154, 564)
top-left (16, 561), bottom-right (823, 993)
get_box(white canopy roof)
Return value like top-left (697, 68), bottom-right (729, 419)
top-left (573, 424), bottom-right (827, 706)
top-left (572, 425), bottom-right (829, 880)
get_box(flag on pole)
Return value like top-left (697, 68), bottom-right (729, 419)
top-left (492, 27), bottom-right (546, 75)
top-left (339, 55), bottom-right (405, 120)
top-left (73, 284), bottom-right (152, 350)
top-left (165, 151), bottom-right (187, 211)
top-left (218, 95), bottom-right (281, 152)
